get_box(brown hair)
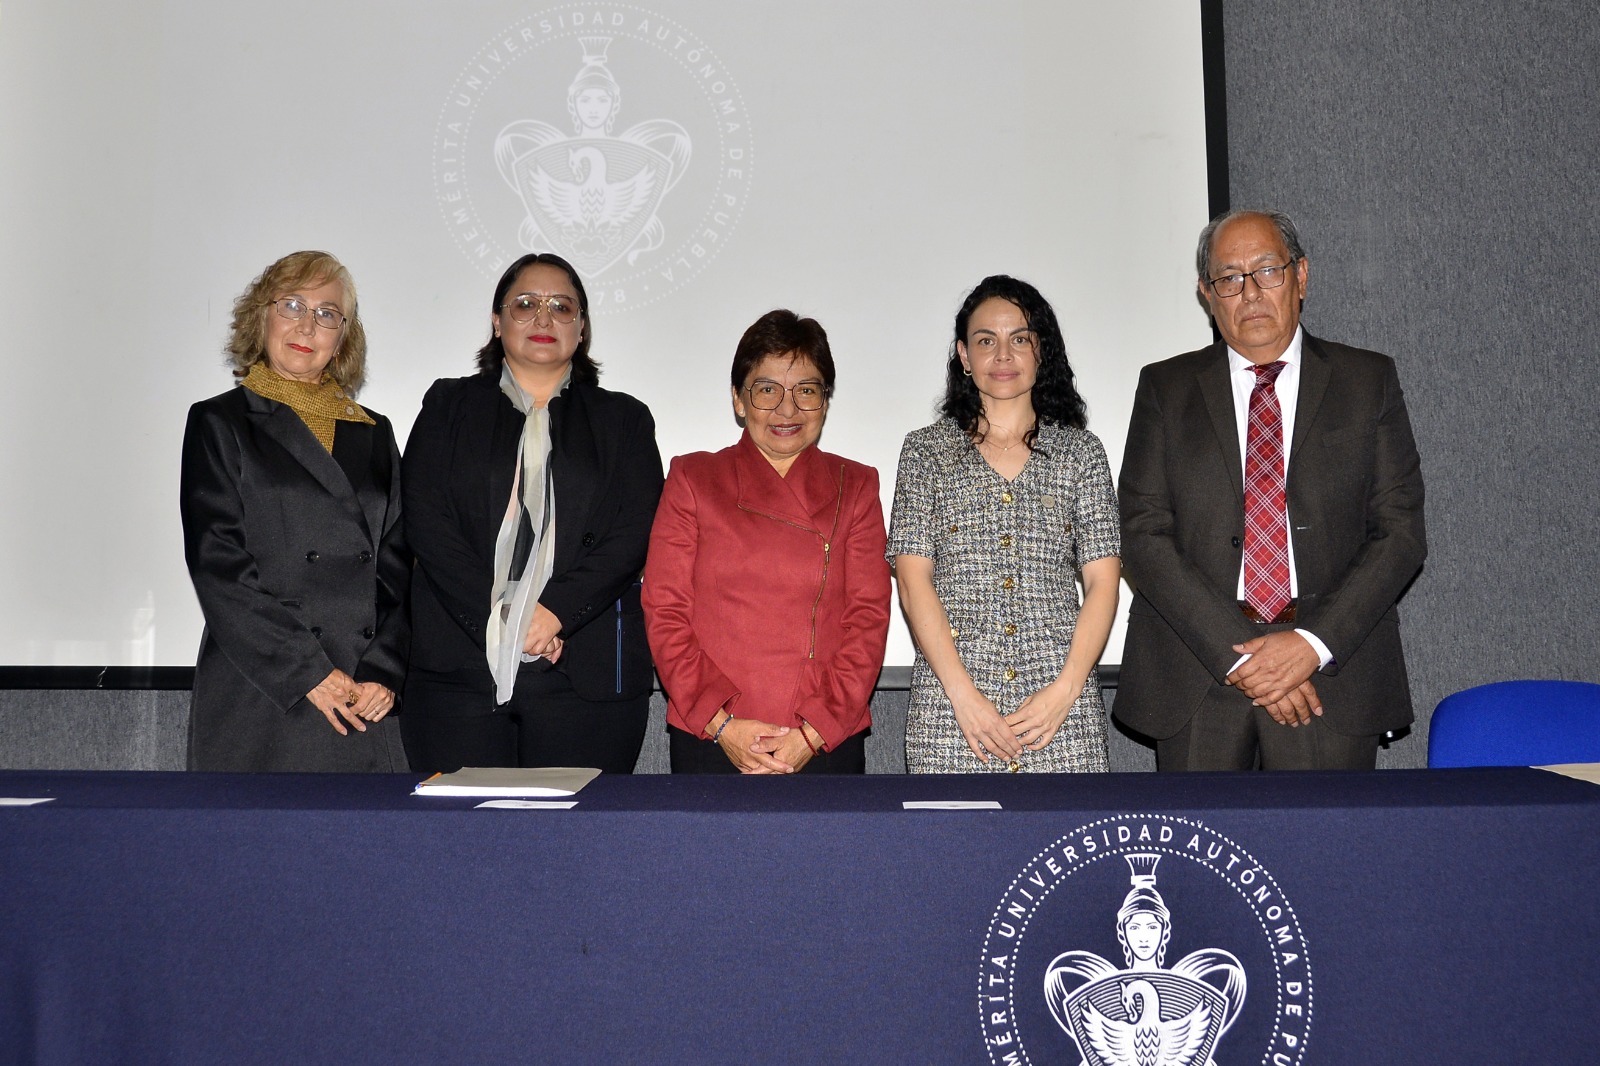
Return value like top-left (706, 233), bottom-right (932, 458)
top-left (730, 309), bottom-right (835, 393)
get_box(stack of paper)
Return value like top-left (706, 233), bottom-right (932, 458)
top-left (412, 766), bottom-right (600, 797)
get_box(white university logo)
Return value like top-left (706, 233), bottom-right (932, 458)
top-left (981, 816), bottom-right (1313, 1066)
top-left (434, 6), bottom-right (752, 309)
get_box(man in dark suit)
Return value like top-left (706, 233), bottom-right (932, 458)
top-left (1116, 209), bottom-right (1426, 770)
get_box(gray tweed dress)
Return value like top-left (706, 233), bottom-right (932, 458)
top-left (887, 419), bottom-right (1120, 773)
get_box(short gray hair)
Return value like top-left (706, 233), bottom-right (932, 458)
top-left (1196, 209), bottom-right (1307, 279)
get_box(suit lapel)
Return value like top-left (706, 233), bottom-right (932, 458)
top-left (790, 445), bottom-right (845, 538)
top-left (734, 433), bottom-right (823, 533)
top-left (486, 380), bottom-right (522, 537)
top-left (1197, 344), bottom-right (1244, 502)
top-left (243, 390), bottom-right (367, 528)
top-left (1291, 333), bottom-right (1333, 468)
top-left (331, 418), bottom-right (381, 541)
top-left (550, 384), bottom-right (599, 572)
top-left (352, 426), bottom-right (389, 543)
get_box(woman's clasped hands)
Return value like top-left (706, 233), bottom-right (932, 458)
top-left (521, 602), bottom-right (566, 663)
top-left (948, 684), bottom-right (1022, 765)
top-left (1007, 678), bottom-right (1081, 755)
top-left (950, 679), bottom-right (1080, 765)
top-left (306, 668), bottom-right (395, 735)
top-left (710, 711), bottom-right (820, 774)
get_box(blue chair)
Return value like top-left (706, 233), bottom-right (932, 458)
top-left (1428, 680), bottom-right (1600, 767)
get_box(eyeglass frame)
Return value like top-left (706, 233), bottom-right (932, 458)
top-left (1204, 257), bottom-right (1302, 299)
top-left (272, 297), bottom-right (346, 330)
top-left (741, 378), bottom-right (831, 411)
top-left (500, 292), bottom-right (583, 324)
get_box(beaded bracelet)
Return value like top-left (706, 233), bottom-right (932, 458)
top-left (799, 720), bottom-right (821, 756)
top-left (710, 713), bottom-right (735, 744)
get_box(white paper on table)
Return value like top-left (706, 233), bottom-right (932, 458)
top-left (412, 766), bottom-right (600, 797)
top-left (475, 799), bottom-right (579, 810)
top-left (0, 797), bottom-right (56, 806)
top-left (902, 800), bottom-right (1003, 810)
top-left (1536, 763), bottom-right (1600, 785)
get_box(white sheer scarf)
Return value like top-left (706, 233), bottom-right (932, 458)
top-left (485, 363), bottom-right (568, 704)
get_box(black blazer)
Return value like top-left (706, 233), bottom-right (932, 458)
top-left (1116, 334), bottom-right (1427, 739)
top-left (403, 373), bottom-right (664, 707)
top-left (180, 386), bottom-right (410, 771)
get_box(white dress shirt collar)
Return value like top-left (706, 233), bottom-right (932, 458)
top-left (1226, 325), bottom-right (1304, 376)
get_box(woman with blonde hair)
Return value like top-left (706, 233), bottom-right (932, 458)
top-left (180, 250), bottom-right (409, 771)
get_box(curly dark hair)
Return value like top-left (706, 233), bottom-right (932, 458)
top-left (475, 252), bottom-right (600, 384)
top-left (939, 275), bottom-right (1087, 450)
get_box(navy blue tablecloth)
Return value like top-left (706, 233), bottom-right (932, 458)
top-left (2, 768), bottom-right (1596, 1064)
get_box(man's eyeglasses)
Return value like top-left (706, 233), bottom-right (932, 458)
top-left (1205, 259), bottom-right (1300, 298)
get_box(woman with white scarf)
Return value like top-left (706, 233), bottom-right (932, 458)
top-left (402, 253), bottom-right (663, 773)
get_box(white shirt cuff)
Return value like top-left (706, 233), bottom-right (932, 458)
top-left (1228, 629), bottom-right (1334, 676)
top-left (1295, 628), bottom-right (1335, 670)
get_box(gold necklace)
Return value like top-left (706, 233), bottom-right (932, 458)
top-left (979, 430), bottom-right (1028, 454)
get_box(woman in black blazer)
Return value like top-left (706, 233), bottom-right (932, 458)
top-left (180, 250), bottom-right (409, 772)
top-left (402, 252), bottom-right (663, 774)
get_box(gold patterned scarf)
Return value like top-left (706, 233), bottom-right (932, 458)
top-left (241, 361), bottom-right (374, 453)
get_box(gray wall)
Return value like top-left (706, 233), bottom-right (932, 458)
top-left (1222, 0), bottom-right (1600, 766)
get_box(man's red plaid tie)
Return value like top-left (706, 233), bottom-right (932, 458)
top-left (1244, 361), bottom-right (1291, 621)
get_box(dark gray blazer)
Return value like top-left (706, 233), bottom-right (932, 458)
top-left (402, 373), bottom-right (663, 708)
top-left (180, 386), bottom-right (410, 771)
top-left (1116, 334), bottom-right (1427, 739)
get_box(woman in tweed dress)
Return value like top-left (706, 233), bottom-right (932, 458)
top-left (888, 276), bottom-right (1120, 773)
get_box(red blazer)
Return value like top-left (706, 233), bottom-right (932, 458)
top-left (643, 433), bottom-right (891, 749)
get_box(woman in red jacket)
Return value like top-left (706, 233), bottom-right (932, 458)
top-left (643, 310), bottom-right (891, 773)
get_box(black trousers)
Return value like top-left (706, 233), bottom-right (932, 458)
top-left (1155, 685), bottom-right (1380, 771)
top-left (669, 726), bottom-right (867, 774)
top-left (401, 665), bottom-right (648, 775)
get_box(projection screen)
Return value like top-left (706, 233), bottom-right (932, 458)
top-left (0, 0), bottom-right (1211, 669)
